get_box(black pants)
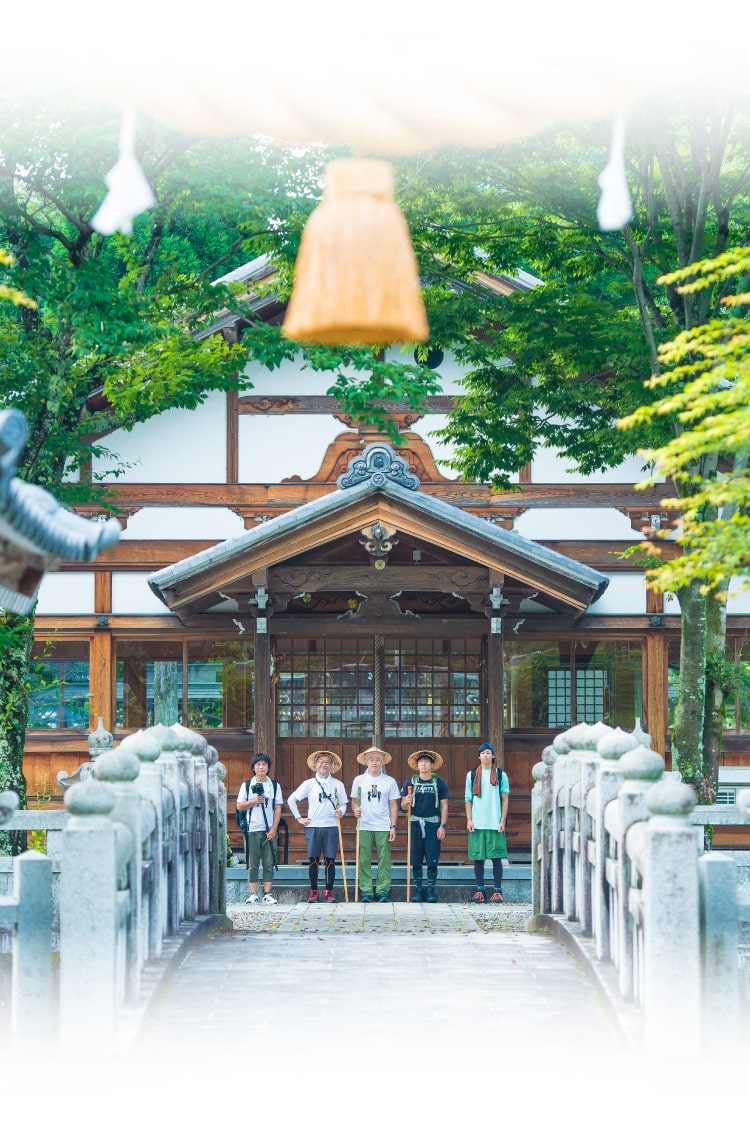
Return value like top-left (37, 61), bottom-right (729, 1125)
top-left (410, 819), bottom-right (440, 883)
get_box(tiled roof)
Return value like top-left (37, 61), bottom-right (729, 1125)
top-left (0, 409), bottom-right (121, 614)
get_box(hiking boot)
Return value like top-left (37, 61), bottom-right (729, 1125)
top-left (376, 893), bottom-right (389, 903)
top-left (489, 890), bottom-right (504, 903)
top-left (361, 893), bottom-right (374, 902)
top-left (410, 883), bottom-right (423, 903)
top-left (308, 890), bottom-right (320, 902)
top-left (245, 893), bottom-right (260, 904)
top-left (425, 885), bottom-right (437, 903)
top-left (471, 888), bottom-right (486, 904)
top-left (322, 890), bottom-right (335, 902)
top-left (261, 893), bottom-right (278, 904)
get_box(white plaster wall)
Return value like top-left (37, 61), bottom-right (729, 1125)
top-left (120, 506), bottom-right (245, 540)
top-left (238, 414), bottom-right (344, 482)
top-left (408, 415), bottom-right (461, 480)
top-left (515, 507), bottom-right (642, 541)
top-left (111, 573), bottom-right (174, 615)
top-left (585, 573), bottom-right (647, 615)
top-left (383, 346), bottom-right (471, 395)
top-left (242, 356), bottom-right (335, 396)
top-left (531, 446), bottom-right (661, 484)
top-left (35, 572), bottom-right (95, 615)
top-left (726, 577), bottom-right (750, 614)
top-left (91, 391), bottom-right (226, 483)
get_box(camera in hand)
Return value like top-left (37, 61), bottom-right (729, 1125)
top-left (251, 782), bottom-right (265, 796)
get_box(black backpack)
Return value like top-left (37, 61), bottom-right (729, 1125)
top-left (235, 778), bottom-right (279, 833)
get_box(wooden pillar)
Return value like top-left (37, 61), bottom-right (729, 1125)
top-left (253, 625), bottom-right (272, 758)
top-left (644, 632), bottom-right (668, 756)
top-left (89, 628), bottom-right (114, 731)
top-left (487, 619), bottom-right (504, 763)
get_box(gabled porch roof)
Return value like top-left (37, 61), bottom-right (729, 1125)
top-left (148, 443), bottom-right (608, 619)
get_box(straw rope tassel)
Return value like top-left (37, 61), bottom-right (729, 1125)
top-left (283, 158), bottom-right (429, 347)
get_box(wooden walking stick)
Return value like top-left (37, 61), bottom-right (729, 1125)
top-left (354, 786), bottom-right (361, 903)
top-left (334, 791), bottom-right (349, 903)
top-left (406, 785), bottom-right (413, 903)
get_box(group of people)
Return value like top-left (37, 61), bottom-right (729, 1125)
top-left (236, 742), bottom-right (510, 905)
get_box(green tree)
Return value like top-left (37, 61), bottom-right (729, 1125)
top-left (407, 97), bottom-right (750, 791)
top-left (620, 248), bottom-right (750, 774)
top-left (0, 100), bottom-right (438, 847)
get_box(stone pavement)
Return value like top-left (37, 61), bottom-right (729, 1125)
top-left (129, 900), bottom-right (626, 1097)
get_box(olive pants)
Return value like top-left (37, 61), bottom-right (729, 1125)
top-left (357, 830), bottom-right (392, 895)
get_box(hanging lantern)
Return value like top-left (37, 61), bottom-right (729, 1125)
top-left (282, 158), bottom-right (429, 346)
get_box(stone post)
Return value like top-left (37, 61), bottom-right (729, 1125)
top-left (698, 851), bottom-right (739, 1049)
top-left (12, 850), bottom-right (54, 1046)
top-left (150, 723), bottom-right (183, 933)
top-left (59, 776), bottom-right (120, 1051)
top-left (94, 743), bottom-right (143, 1005)
top-left (214, 757), bottom-right (228, 916)
top-left (640, 776), bottom-right (701, 1055)
top-left (121, 729), bottom-right (164, 959)
top-left (567, 722), bottom-right (612, 932)
top-left (592, 727), bottom-right (638, 960)
top-left (171, 724), bottom-right (197, 921)
top-left (184, 728), bottom-right (211, 916)
top-left (550, 730), bottom-right (570, 915)
top-left (609, 744), bottom-right (664, 1001)
top-left (531, 760), bottom-right (544, 917)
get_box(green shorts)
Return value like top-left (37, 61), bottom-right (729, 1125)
top-left (468, 829), bottom-right (507, 861)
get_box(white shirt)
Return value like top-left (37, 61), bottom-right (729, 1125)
top-left (238, 778), bottom-right (283, 833)
top-left (287, 775), bottom-right (348, 827)
top-left (350, 771), bottom-right (400, 831)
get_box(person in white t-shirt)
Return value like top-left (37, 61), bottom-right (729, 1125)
top-left (350, 746), bottom-right (400, 902)
top-left (235, 753), bottom-right (283, 905)
top-left (287, 750), bottom-right (348, 903)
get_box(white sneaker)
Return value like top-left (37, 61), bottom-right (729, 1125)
top-left (245, 893), bottom-right (260, 904)
top-left (261, 893), bottom-right (278, 905)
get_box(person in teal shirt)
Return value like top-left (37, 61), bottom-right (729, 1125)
top-left (464, 741), bottom-right (509, 903)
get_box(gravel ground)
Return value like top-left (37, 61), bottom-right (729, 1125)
top-left (226, 901), bottom-right (533, 933)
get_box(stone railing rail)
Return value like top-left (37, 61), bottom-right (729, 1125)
top-left (531, 722), bottom-right (744, 1054)
top-left (0, 722), bottom-right (228, 1052)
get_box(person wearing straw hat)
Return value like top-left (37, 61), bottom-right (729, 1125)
top-left (465, 741), bottom-right (509, 904)
top-left (350, 746), bottom-right (400, 902)
top-left (287, 750), bottom-right (348, 903)
top-left (400, 750), bottom-right (451, 903)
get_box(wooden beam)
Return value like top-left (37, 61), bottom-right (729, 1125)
top-left (268, 564), bottom-right (490, 594)
top-left (71, 480), bottom-right (677, 511)
top-left (238, 394), bottom-right (457, 415)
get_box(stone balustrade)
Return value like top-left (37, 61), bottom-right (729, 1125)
top-left (531, 722), bottom-right (743, 1054)
top-left (0, 722), bottom-right (228, 1052)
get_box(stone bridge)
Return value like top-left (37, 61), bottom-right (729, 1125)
top-left (1, 720), bottom-right (749, 1124)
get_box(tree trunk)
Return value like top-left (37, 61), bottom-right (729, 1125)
top-left (0, 611), bottom-right (35, 855)
top-left (671, 579), bottom-right (707, 791)
top-left (153, 661), bottom-right (180, 726)
top-left (703, 584), bottom-right (729, 803)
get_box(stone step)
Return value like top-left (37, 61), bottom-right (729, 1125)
top-left (226, 862), bottom-right (531, 904)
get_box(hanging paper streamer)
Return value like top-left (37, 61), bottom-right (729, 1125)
top-left (596, 114), bottom-right (633, 231)
top-left (91, 108), bottom-right (155, 235)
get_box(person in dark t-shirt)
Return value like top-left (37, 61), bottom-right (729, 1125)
top-left (400, 750), bottom-right (451, 903)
